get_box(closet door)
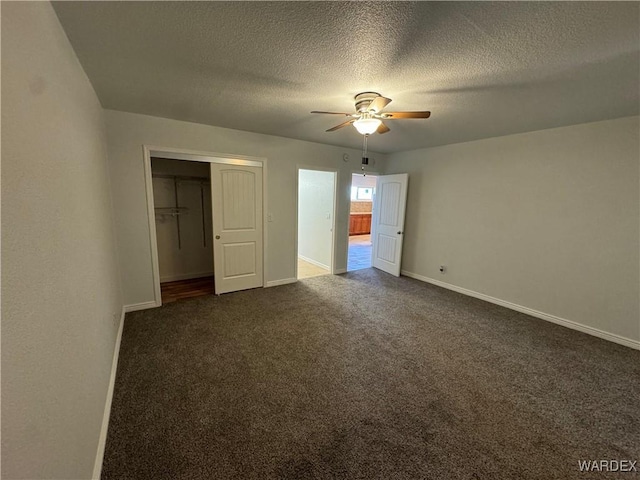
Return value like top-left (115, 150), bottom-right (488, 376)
top-left (210, 163), bottom-right (263, 294)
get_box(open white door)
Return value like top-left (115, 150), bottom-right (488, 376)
top-left (211, 163), bottom-right (263, 294)
top-left (371, 173), bottom-right (408, 277)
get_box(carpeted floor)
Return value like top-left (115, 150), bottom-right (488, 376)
top-left (102, 269), bottom-right (640, 479)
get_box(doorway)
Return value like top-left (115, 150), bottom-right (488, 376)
top-left (152, 157), bottom-right (214, 303)
top-left (348, 173), bottom-right (377, 271)
top-left (297, 168), bottom-right (337, 279)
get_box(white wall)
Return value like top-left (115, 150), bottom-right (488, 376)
top-left (1, 3), bottom-right (123, 479)
top-left (298, 169), bottom-right (335, 269)
top-left (386, 116), bottom-right (640, 345)
top-left (105, 110), bottom-right (387, 305)
top-left (350, 173), bottom-right (376, 213)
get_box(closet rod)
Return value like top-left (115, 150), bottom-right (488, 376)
top-left (174, 177), bottom-right (182, 250)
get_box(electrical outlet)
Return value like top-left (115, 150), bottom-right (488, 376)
top-left (439, 265), bottom-right (446, 274)
top-left (267, 213), bottom-right (273, 222)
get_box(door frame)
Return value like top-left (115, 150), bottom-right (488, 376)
top-left (346, 170), bottom-right (381, 271)
top-left (295, 165), bottom-right (338, 279)
top-left (143, 145), bottom-right (267, 306)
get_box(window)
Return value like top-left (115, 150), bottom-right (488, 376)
top-left (351, 187), bottom-right (373, 201)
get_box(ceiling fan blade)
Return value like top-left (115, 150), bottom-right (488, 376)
top-left (377, 122), bottom-right (390, 134)
top-left (311, 111), bottom-right (351, 115)
top-left (368, 96), bottom-right (392, 113)
top-left (383, 111), bottom-right (431, 119)
top-left (326, 119), bottom-right (355, 132)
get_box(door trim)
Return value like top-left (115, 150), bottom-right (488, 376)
top-left (295, 166), bottom-right (338, 279)
top-left (143, 145), bottom-right (267, 306)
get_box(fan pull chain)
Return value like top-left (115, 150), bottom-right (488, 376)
top-left (361, 134), bottom-right (369, 176)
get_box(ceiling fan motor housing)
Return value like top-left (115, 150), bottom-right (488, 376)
top-left (354, 92), bottom-right (381, 112)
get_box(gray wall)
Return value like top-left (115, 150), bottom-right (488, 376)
top-left (1, 3), bottom-right (123, 478)
top-left (385, 116), bottom-right (640, 343)
top-left (104, 110), bottom-right (386, 306)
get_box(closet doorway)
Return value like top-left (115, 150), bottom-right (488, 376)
top-left (152, 158), bottom-right (214, 303)
top-left (146, 148), bottom-right (265, 306)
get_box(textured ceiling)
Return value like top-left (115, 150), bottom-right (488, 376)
top-left (52, 1), bottom-right (639, 153)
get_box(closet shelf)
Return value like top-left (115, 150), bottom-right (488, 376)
top-left (152, 173), bottom-right (210, 184)
top-left (155, 207), bottom-right (189, 216)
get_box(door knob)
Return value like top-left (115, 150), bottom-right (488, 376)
top-left (215, 235), bottom-right (220, 239)
top-left (397, 231), bottom-right (403, 234)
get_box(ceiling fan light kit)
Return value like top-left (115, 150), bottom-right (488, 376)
top-left (353, 116), bottom-right (382, 135)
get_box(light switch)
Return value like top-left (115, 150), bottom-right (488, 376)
top-left (267, 213), bottom-right (273, 222)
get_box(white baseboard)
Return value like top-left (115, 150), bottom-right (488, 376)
top-left (298, 255), bottom-right (330, 271)
top-left (124, 300), bottom-right (160, 312)
top-left (265, 277), bottom-right (297, 288)
top-left (92, 306), bottom-right (125, 479)
top-left (160, 271), bottom-right (214, 283)
top-left (334, 268), bottom-right (347, 274)
top-left (401, 270), bottom-right (640, 351)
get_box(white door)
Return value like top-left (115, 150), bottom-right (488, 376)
top-left (371, 173), bottom-right (408, 277)
top-left (210, 163), bottom-right (263, 294)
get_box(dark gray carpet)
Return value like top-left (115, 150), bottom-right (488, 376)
top-left (102, 269), bottom-right (640, 479)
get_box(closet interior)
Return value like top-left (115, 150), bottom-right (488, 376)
top-left (152, 157), bottom-right (214, 303)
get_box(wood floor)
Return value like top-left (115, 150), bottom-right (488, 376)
top-left (161, 276), bottom-right (215, 304)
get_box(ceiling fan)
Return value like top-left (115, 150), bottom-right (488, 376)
top-left (311, 92), bottom-right (431, 135)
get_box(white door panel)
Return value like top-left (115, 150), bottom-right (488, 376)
top-left (211, 164), bottom-right (263, 294)
top-left (372, 174), bottom-right (408, 277)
